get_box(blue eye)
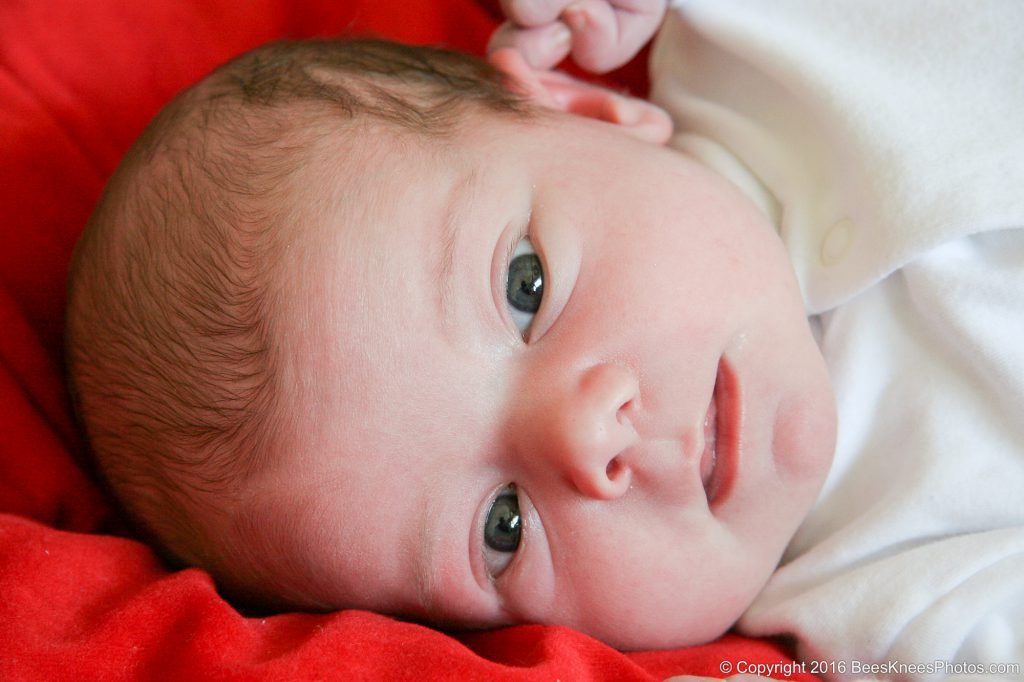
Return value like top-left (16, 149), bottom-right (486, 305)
top-left (484, 484), bottom-right (521, 553)
top-left (506, 237), bottom-right (543, 337)
top-left (483, 484), bottom-right (522, 577)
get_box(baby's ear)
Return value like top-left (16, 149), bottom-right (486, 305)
top-left (489, 48), bottom-right (672, 145)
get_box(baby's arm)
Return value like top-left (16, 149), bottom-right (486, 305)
top-left (489, 0), bottom-right (668, 73)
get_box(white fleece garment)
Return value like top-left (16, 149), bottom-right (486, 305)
top-left (649, 1), bottom-right (1024, 679)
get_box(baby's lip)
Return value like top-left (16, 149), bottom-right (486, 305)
top-left (698, 385), bottom-right (717, 489)
top-left (700, 356), bottom-right (740, 509)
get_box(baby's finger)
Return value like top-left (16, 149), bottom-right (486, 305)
top-left (499, 0), bottom-right (575, 27)
top-left (488, 20), bottom-right (573, 71)
top-left (563, 0), bottom-right (666, 73)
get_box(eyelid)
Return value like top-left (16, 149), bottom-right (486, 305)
top-left (491, 209), bottom-right (580, 348)
top-left (501, 220), bottom-right (527, 287)
top-left (521, 212), bottom-right (580, 345)
top-left (492, 216), bottom-right (531, 344)
top-left (476, 481), bottom-right (542, 600)
top-left (469, 481), bottom-right (522, 604)
top-left (480, 482), bottom-right (521, 580)
top-left (497, 215), bottom-right (554, 344)
top-left (482, 484), bottom-right (556, 619)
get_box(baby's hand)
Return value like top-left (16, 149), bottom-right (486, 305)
top-left (489, 0), bottom-right (668, 73)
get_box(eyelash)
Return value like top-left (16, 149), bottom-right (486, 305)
top-left (481, 483), bottom-right (523, 580)
top-left (502, 219), bottom-right (531, 290)
top-left (502, 219), bottom-right (550, 342)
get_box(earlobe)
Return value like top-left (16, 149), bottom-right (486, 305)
top-left (488, 48), bottom-right (673, 145)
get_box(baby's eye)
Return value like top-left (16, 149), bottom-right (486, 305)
top-left (506, 237), bottom-right (544, 338)
top-left (483, 483), bottom-right (521, 577)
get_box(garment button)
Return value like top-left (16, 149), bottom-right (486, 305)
top-left (821, 219), bottom-right (853, 266)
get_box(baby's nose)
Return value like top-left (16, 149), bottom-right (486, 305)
top-left (547, 362), bottom-right (640, 500)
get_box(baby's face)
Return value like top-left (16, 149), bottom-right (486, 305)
top-left (254, 110), bottom-right (836, 649)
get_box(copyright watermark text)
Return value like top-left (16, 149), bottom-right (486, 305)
top-left (719, 658), bottom-right (1021, 677)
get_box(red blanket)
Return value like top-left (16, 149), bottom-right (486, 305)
top-left (0, 1), bottom-right (818, 678)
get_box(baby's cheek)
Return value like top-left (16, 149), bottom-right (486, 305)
top-left (495, 513), bottom-right (557, 622)
top-left (772, 377), bottom-right (837, 486)
top-left (552, 523), bottom-right (741, 648)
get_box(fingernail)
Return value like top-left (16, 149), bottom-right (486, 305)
top-left (563, 3), bottom-right (587, 31)
top-left (616, 98), bottom-right (642, 125)
top-left (553, 23), bottom-right (571, 49)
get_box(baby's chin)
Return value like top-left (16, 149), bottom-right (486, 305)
top-left (566, 594), bottom-right (756, 651)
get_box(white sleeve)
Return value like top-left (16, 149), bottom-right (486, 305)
top-left (648, 2), bottom-right (1024, 673)
top-left (738, 229), bottom-right (1024, 680)
top-left (650, 0), bottom-right (1024, 314)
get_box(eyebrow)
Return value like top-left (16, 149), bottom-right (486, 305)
top-left (416, 170), bottom-right (486, 616)
top-left (435, 168), bottom-right (481, 328)
top-left (413, 467), bottom-right (459, 621)
top-left (413, 492), bottom-right (438, 617)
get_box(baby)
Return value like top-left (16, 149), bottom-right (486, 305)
top-left (66, 0), bottom-right (1024, 674)
top-left (65, 31), bottom-right (836, 649)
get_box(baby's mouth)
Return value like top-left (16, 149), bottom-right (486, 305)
top-left (699, 356), bottom-right (737, 507)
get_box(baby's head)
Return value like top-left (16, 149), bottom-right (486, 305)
top-left (66, 38), bottom-right (836, 650)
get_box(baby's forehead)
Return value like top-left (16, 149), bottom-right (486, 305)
top-left (270, 145), bottom-right (494, 409)
top-left (286, 121), bottom-right (469, 243)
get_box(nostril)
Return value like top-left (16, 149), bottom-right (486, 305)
top-left (606, 457), bottom-right (624, 481)
top-left (617, 399), bottom-right (635, 425)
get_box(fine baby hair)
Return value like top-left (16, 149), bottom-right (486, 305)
top-left (65, 37), bottom-right (537, 600)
